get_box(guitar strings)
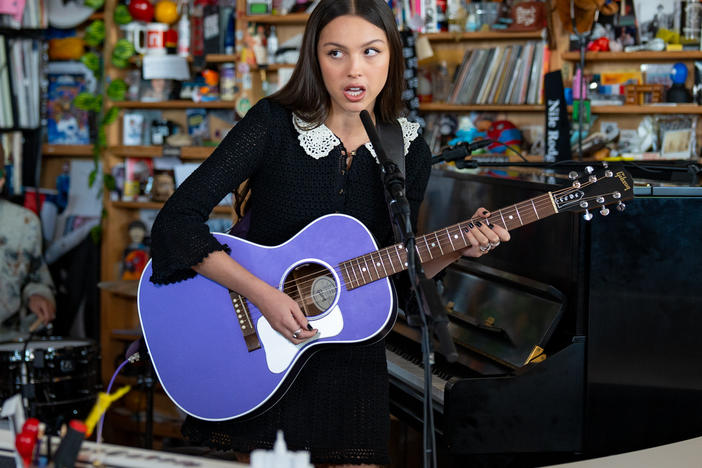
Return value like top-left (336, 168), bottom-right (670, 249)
top-left (274, 183), bottom-right (618, 300)
top-left (277, 184), bottom-right (616, 298)
top-left (279, 182), bottom-right (604, 291)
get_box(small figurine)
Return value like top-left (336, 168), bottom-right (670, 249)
top-left (122, 220), bottom-right (150, 281)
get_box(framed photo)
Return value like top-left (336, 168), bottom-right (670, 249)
top-left (636, 1), bottom-right (676, 44)
top-left (139, 78), bottom-right (173, 102)
top-left (657, 115), bottom-right (697, 159)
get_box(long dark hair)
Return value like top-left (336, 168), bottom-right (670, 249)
top-left (270, 0), bottom-right (405, 126)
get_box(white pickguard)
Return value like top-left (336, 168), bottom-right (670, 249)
top-left (257, 304), bottom-right (344, 374)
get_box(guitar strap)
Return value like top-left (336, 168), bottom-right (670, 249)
top-left (376, 120), bottom-right (406, 244)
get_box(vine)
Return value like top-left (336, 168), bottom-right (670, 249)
top-left (72, 3), bottom-right (136, 240)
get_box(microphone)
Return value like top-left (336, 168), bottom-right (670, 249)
top-left (359, 110), bottom-right (406, 203)
top-left (431, 139), bottom-right (493, 164)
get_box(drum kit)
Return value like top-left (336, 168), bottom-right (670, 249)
top-left (0, 335), bottom-right (101, 434)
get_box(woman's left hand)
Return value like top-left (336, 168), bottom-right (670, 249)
top-left (460, 207), bottom-right (511, 258)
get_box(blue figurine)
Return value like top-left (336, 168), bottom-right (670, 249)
top-left (666, 62), bottom-right (692, 103)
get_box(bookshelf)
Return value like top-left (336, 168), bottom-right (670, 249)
top-left (561, 48), bottom-right (702, 152)
top-left (96, 0), bottom-right (311, 448)
top-left (561, 50), bottom-right (702, 62)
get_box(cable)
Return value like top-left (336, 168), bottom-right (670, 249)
top-left (483, 140), bottom-right (529, 162)
top-left (95, 358), bottom-right (130, 446)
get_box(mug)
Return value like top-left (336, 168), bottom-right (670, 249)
top-left (123, 22), bottom-right (169, 55)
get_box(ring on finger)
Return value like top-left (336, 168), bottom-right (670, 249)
top-left (292, 328), bottom-right (303, 339)
top-left (489, 241), bottom-right (500, 248)
top-left (479, 244), bottom-right (490, 252)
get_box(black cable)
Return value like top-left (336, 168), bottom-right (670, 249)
top-left (483, 140), bottom-right (529, 162)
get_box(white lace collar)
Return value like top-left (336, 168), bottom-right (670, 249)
top-left (293, 114), bottom-right (420, 162)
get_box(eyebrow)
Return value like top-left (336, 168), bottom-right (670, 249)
top-left (321, 39), bottom-right (385, 48)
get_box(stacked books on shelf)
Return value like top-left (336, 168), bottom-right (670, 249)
top-left (0, 0), bottom-right (48, 29)
top-left (447, 41), bottom-right (549, 106)
top-left (0, 35), bottom-right (41, 128)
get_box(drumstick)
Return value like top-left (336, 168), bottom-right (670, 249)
top-left (29, 318), bottom-right (44, 332)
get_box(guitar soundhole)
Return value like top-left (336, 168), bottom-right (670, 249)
top-left (284, 263), bottom-right (338, 318)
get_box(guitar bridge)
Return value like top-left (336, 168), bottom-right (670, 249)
top-left (229, 290), bottom-right (261, 352)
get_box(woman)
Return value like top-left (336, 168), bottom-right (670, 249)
top-left (149, 0), bottom-right (509, 465)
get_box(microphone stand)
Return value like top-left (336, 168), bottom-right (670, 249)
top-left (359, 111), bottom-right (454, 468)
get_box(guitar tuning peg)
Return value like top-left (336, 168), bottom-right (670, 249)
top-left (596, 196), bottom-right (605, 204)
top-left (616, 201), bottom-right (626, 212)
top-left (583, 209), bottom-right (594, 221)
top-left (568, 171), bottom-right (579, 180)
top-left (588, 174), bottom-right (598, 183)
top-left (600, 206), bottom-right (610, 216)
top-left (604, 170), bottom-right (613, 178)
top-left (585, 166), bottom-right (594, 174)
top-left (602, 161), bottom-right (609, 169)
top-left (572, 180), bottom-right (581, 188)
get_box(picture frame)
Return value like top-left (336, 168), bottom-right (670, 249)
top-left (636, 1), bottom-right (677, 44)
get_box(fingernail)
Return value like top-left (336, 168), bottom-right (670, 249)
top-left (467, 222), bottom-right (475, 229)
top-left (475, 221), bottom-right (483, 227)
top-left (307, 323), bottom-right (313, 331)
top-left (482, 210), bottom-right (489, 216)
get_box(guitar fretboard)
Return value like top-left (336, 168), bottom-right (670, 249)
top-left (339, 192), bottom-right (557, 290)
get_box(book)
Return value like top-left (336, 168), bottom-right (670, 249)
top-left (46, 72), bottom-right (90, 144)
top-left (123, 157), bottom-right (154, 202)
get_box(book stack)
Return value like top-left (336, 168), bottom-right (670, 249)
top-left (0, 36), bottom-right (41, 128)
top-left (0, 0), bottom-right (48, 29)
top-left (447, 41), bottom-right (550, 106)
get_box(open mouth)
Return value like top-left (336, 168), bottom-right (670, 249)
top-left (343, 86), bottom-right (366, 100)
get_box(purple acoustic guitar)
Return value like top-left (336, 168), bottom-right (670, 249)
top-left (137, 167), bottom-right (634, 421)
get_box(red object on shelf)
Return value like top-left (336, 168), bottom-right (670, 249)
top-left (129, 0), bottom-right (155, 22)
top-left (587, 36), bottom-right (610, 52)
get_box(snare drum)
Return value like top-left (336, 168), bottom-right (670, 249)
top-left (0, 337), bottom-right (100, 430)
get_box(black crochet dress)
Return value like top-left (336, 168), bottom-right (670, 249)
top-left (149, 98), bottom-right (432, 465)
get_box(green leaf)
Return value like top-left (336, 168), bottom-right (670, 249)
top-left (113, 39), bottom-right (135, 61)
top-left (84, 20), bottom-right (105, 47)
top-left (80, 52), bottom-right (101, 74)
top-left (84, 0), bottom-right (104, 9)
top-left (113, 4), bottom-right (132, 25)
top-left (89, 168), bottom-right (97, 187)
top-left (111, 56), bottom-right (128, 69)
top-left (75, 92), bottom-right (97, 111)
top-left (97, 126), bottom-right (107, 148)
top-left (90, 224), bottom-right (102, 244)
top-left (106, 79), bottom-right (128, 101)
top-left (102, 106), bottom-right (120, 125)
top-left (103, 173), bottom-right (116, 191)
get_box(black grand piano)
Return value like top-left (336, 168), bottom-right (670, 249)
top-left (386, 168), bottom-right (702, 466)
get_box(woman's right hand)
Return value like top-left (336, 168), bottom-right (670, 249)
top-left (254, 285), bottom-right (318, 344)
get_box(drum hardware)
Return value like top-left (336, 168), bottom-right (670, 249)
top-left (0, 337), bottom-right (101, 435)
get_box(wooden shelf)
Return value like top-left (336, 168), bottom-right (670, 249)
top-left (562, 50), bottom-right (702, 62)
top-left (42, 144), bottom-right (94, 157)
top-left (113, 100), bottom-right (236, 109)
top-left (242, 12), bottom-right (309, 24)
top-left (422, 30), bottom-right (545, 41)
top-left (204, 55), bottom-right (296, 70)
top-left (98, 280), bottom-right (139, 298)
top-left (584, 104), bottom-right (702, 114)
top-left (110, 145), bottom-right (215, 159)
top-left (111, 330), bottom-right (142, 341)
top-left (419, 103), bottom-right (544, 112)
top-left (111, 200), bottom-right (232, 214)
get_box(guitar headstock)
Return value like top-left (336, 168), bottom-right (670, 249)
top-left (552, 164), bottom-right (635, 220)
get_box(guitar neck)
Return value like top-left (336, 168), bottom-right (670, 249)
top-left (340, 191), bottom-right (558, 290)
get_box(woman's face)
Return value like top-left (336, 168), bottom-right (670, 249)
top-left (317, 15), bottom-right (390, 119)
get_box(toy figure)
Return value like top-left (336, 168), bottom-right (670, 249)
top-left (121, 220), bottom-right (150, 280)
